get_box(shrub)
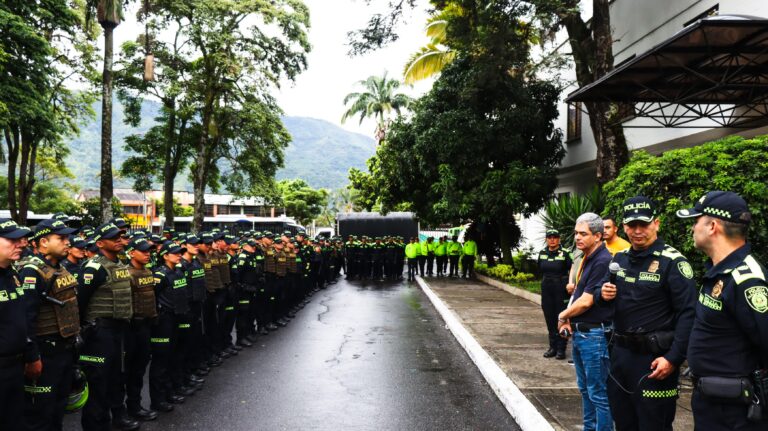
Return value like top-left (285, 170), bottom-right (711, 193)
top-left (540, 186), bottom-right (605, 249)
top-left (475, 263), bottom-right (535, 284)
top-left (603, 134), bottom-right (768, 275)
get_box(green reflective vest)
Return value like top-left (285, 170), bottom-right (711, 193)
top-left (435, 242), bottom-right (447, 256)
top-left (447, 242), bottom-right (462, 256)
top-left (405, 243), bottom-right (420, 259)
top-left (462, 240), bottom-right (478, 256)
top-left (419, 242), bottom-right (429, 256)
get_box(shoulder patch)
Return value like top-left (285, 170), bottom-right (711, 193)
top-left (745, 285), bottom-right (768, 313)
top-left (678, 261), bottom-right (694, 279)
top-left (85, 260), bottom-right (102, 271)
top-left (661, 246), bottom-right (684, 261)
top-left (732, 255), bottom-right (766, 285)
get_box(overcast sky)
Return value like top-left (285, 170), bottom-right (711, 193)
top-left (115, 0), bottom-right (434, 138)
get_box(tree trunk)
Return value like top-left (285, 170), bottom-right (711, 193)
top-left (100, 25), bottom-right (115, 223)
top-left (498, 218), bottom-right (513, 266)
top-left (561, 0), bottom-right (630, 183)
top-left (4, 128), bottom-right (20, 223)
top-left (192, 109), bottom-right (212, 233)
top-left (163, 103), bottom-right (177, 227)
top-left (16, 131), bottom-right (37, 226)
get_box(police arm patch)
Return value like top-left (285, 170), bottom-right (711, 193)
top-left (745, 286), bottom-right (768, 313)
top-left (678, 261), bottom-right (694, 279)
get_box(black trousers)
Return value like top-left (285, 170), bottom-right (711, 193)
top-left (691, 389), bottom-right (764, 431)
top-left (461, 256), bottom-right (475, 278)
top-left (372, 259), bottom-right (383, 279)
top-left (220, 286), bottom-right (237, 349)
top-left (170, 314), bottom-right (190, 389)
top-left (449, 256), bottom-right (460, 276)
top-left (407, 258), bottom-right (418, 281)
top-left (436, 256), bottom-right (447, 275)
top-left (541, 277), bottom-right (569, 352)
top-left (187, 302), bottom-right (206, 371)
top-left (426, 253), bottom-right (435, 275)
top-left (236, 290), bottom-right (255, 340)
top-left (24, 340), bottom-right (75, 431)
top-left (418, 256), bottom-right (426, 276)
top-left (608, 345), bottom-right (679, 431)
top-left (123, 319), bottom-right (152, 411)
top-left (149, 312), bottom-right (175, 406)
top-left (0, 360), bottom-right (24, 431)
top-left (204, 290), bottom-right (225, 355)
top-left (80, 323), bottom-right (126, 431)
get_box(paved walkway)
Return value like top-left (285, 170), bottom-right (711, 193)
top-left (418, 276), bottom-right (694, 431)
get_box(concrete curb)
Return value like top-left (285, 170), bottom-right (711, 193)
top-left (415, 276), bottom-right (555, 431)
top-left (475, 273), bottom-right (541, 305)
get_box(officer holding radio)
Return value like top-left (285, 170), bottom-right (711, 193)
top-left (677, 191), bottom-right (768, 430)
top-left (598, 197), bottom-right (697, 431)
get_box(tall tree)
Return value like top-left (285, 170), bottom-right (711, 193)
top-left (1, 1), bottom-right (97, 223)
top-left (341, 73), bottom-right (413, 142)
top-left (532, 0), bottom-right (629, 183)
top-left (86, 0), bottom-right (125, 222)
top-left (402, 12), bottom-right (454, 84)
top-left (155, 0), bottom-right (310, 232)
top-left (117, 8), bottom-right (197, 228)
top-left (363, 0), bottom-right (565, 263)
top-left (277, 179), bottom-right (328, 226)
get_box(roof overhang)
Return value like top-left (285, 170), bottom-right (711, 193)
top-left (566, 16), bottom-right (768, 128)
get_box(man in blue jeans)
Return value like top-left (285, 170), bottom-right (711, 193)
top-left (558, 213), bottom-right (614, 431)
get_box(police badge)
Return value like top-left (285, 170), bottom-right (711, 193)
top-left (712, 280), bottom-right (724, 299)
top-left (648, 260), bottom-right (660, 273)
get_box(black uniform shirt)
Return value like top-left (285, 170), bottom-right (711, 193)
top-left (597, 239), bottom-right (697, 366)
top-left (571, 243), bottom-right (613, 325)
top-left (62, 258), bottom-right (82, 285)
top-left (688, 244), bottom-right (768, 378)
top-left (537, 247), bottom-right (572, 278)
top-left (0, 265), bottom-right (30, 359)
top-left (153, 264), bottom-right (189, 314)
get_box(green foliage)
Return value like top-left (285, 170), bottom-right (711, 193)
top-left (540, 186), bottom-right (605, 249)
top-left (153, 198), bottom-right (193, 217)
top-left (475, 263), bottom-right (540, 293)
top-left (79, 197), bottom-right (125, 228)
top-left (603, 135), bottom-right (768, 274)
top-left (0, 177), bottom-right (80, 216)
top-left (277, 179), bottom-right (329, 227)
top-left (341, 72), bottom-right (413, 139)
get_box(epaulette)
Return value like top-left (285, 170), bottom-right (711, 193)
top-left (660, 245), bottom-right (684, 261)
top-left (732, 255), bottom-right (766, 285)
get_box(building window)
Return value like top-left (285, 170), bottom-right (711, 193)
top-left (122, 206), bottom-right (142, 215)
top-left (567, 102), bottom-right (582, 142)
top-left (684, 5), bottom-right (718, 27)
top-left (204, 204), bottom-right (214, 216)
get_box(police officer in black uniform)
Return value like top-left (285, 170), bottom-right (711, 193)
top-left (234, 238), bottom-right (264, 346)
top-left (0, 219), bottom-right (31, 431)
top-left (149, 241), bottom-right (190, 413)
top-left (78, 223), bottom-right (137, 431)
top-left (677, 191), bottom-right (768, 430)
top-left (179, 234), bottom-right (210, 380)
top-left (121, 237), bottom-right (159, 422)
top-left (598, 197), bottom-right (697, 431)
top-left (62, 235), bottom-right (87, 284)
top-left (20, 219), bottom-right (81, 431)
top-left (537, 229), bottom-right (572, 360)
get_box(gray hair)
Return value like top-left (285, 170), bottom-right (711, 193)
top-left (575, 212), bottom-right (604, 235)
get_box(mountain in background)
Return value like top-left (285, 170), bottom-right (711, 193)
top-left (64, 99), bottom-right (376, 192)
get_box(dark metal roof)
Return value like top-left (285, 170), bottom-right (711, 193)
top-left (566, 16), bottom-right (768, 127)
top-left (336, 212), bottom-right (415, 220)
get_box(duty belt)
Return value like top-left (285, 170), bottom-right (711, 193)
top-left (39, 337), bottom-right (76, 355)
top-left (0, 353), bottom-right (23, 368)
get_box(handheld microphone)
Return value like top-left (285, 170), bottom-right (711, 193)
top-left (609, 262), bottom-right (622, 285)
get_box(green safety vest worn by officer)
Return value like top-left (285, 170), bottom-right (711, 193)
top-left (84, 255), bottom-right (133, 321)
top-left (435, 242), bottom-right (447, 256)
top-left (447, 242), bottom-right (462, 256)
top-left (463, 241), bottom-right (478, 256)
top-left (405, 243), bottom-right (420, 259)
top-left (419, 242), bottom-right (429, 256)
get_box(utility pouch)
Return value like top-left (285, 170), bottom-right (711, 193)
top-left (697, 376), bottom-right (753, 405)
top-left (645, 331), bottom-right (674, 356)
top-left (748, 369), bottom-right (768, 422)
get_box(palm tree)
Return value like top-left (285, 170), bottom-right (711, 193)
top-left (402, 14), bottom-right (455, 85)
top-left (87, 0), bottom-right (124, 222)
top-left (341, 73), bottom-right (413, 142)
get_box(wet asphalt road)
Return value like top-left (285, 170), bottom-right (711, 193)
top-left (65, 277), bottom-right (519, 430)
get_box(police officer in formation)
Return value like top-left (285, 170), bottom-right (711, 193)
top-left (598, 197), bottom-right (697, 431)
top-left (537, 229), bottom-right (572, 360)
